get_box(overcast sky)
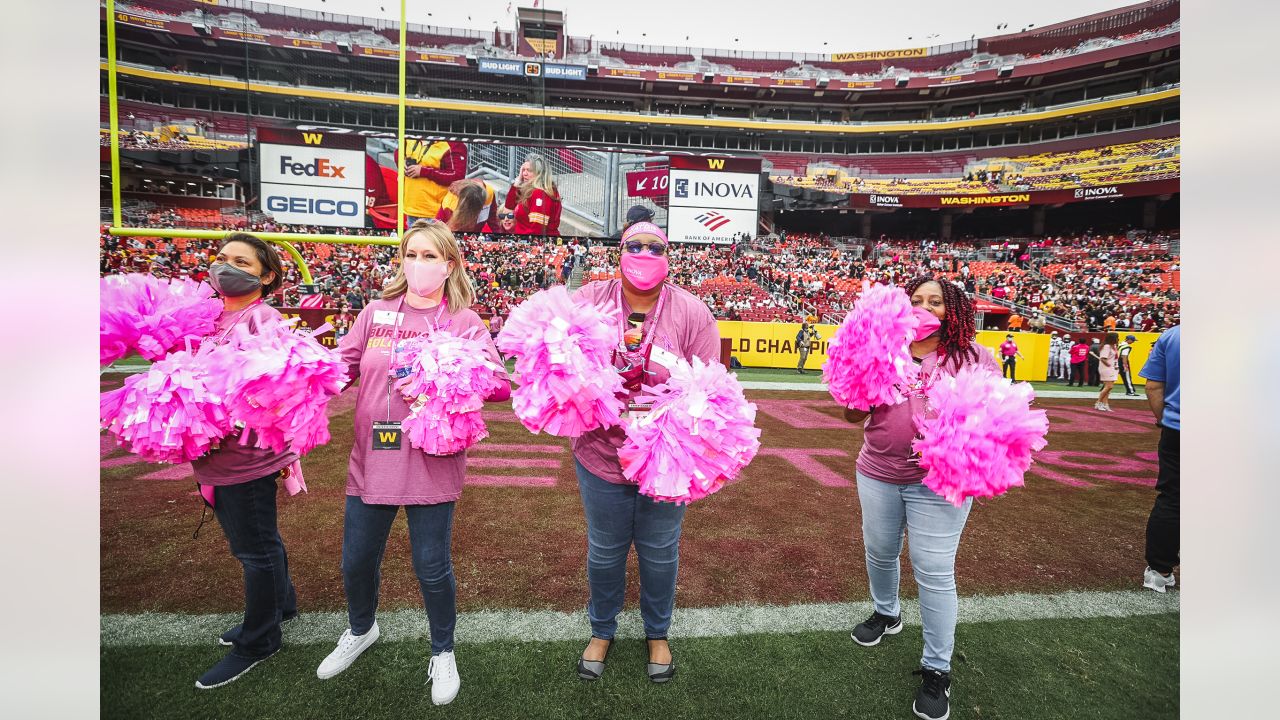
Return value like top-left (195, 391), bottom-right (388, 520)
top-left (270, 0), bottom-right (1140, 54)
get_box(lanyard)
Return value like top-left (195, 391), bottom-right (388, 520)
top-left (614, 280), bottom-right (668, 353)
top-left (215, 299), bottom-right (263, 345)
top-left (384, 296), bottom-right (447, 421)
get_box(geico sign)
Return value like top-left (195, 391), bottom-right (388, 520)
top-left (279, 156), bottom-right (346, 179)
top-left (1074, 186), bottom-right (1120, 199)
top-left (266, 196), bottom-right (360, 216)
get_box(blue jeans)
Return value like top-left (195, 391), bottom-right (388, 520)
top-left (341, 495), bottom-right (456, 654)
top-left (856, 471), bottom-right (972, 672)
top-left (213, 472), bottom-right (298, 659)
top-left (575, 460), bottom-right (687, 640)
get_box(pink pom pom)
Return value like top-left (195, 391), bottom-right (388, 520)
top-left (393, 328), bottom-right (502, 455)
top-left (209, 316), bottom-right (349, 456)
top-left (100, 274), bottom-right (221, 366)
top-left (495, 286), bottom-right (625, 437)
top-left (99, 349), bottom-right (233, 464)
top-left (619, 356), bottom-right (761, 505)
top-left (911, 365), bottom-right (1050, 507)
top-left (822, 281), bottom-right (920, 411)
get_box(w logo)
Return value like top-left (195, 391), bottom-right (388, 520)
top-left (695, 211), bottom-right (732, 231)
top-left (302, 132), bottom-right (324, 145)
top-left (708, 158), bottom-right (726, 170)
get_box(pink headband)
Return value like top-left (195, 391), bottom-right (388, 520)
top-left (621, 221), bottom-right (667, 244)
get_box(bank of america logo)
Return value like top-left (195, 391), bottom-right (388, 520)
top-left (695, 211), bottom-right (732, 231)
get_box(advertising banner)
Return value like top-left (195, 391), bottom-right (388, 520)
top-left (830, 47), bottom-right (929, 62)
top-left (667, 207), bottom-right (758, 243)
top-left (478, 58), bottom-right (526, 77)
top-left (544, 63), bottom-right (588, 80)
top-left (259, 183), bottom-right (366, 227)
top-left (842, 179), bottom-right (1180, 210)
top-left (668, 170), bottom-right (760, 210)
top-left (626, 169), bottom-right (669, 198)
top-left (258, 143), bottom-right (366, 227)
top-left (717, 321), bottom-right (1162, 380)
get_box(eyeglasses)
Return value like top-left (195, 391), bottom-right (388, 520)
top-left (624, 240), bottom-right (667, 257)
top-left (498, 212), bottom-right (514, 219)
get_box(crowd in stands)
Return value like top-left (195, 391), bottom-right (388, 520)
top-left (99, 219), bottom-right (1179, 333)
top-left (771, 137), bottom-right (1180, 196)
top-left (100, 128), bottom-right (247, 151)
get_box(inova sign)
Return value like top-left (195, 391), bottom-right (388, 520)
top-left (668, 169), bottom-right (760, 211)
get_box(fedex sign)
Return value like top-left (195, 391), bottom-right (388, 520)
top-left (259, 144), bottom-right (364, 189)
top-left (278, 155), bottom-right (347, 179)
top-left (258, 143), bottom-right (366, 227)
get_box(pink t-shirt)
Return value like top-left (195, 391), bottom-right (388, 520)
top-left (1000, 340), bottom-right (1018, 357)
top-left (1070, 343), bottom-right (1089, 363)
top-left (570, 280), bottom-right (721, 485)
top-left (338, 296), bottom-right (510, 505)
top-left (856, 341), bottom-right (1000, 485)
top-left (191, 303), bottom-right (299, 486)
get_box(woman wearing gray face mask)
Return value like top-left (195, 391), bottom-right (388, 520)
top-left (191, 233), bottom-right (300, 691)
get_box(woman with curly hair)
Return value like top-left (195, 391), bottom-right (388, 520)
top-left (841, 277), bottom-right (999, 720)
top-left (503, 153), bottom-right (562, 236)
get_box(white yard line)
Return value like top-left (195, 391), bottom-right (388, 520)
top-left (101, 588), bottom-right (1177, 647)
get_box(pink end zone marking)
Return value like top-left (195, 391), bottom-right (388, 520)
top-left (753, 400), bottom-right (849, 430)
top-left (756, 447), bottom-right (853, 487)
top-left (1028, 450), bottom-right (1158, 488)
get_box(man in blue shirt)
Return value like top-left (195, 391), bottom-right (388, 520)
top-left (1138, 325), bottom-right (1180, 592)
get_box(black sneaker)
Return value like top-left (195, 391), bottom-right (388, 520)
top-left (850, 611), bottom-right (903, 646)
top-left (218, 610), bottom-right (298, 646)
top-left (194, 649), bottom-right (277, 690)
top-left (912, 667), bottom-right (952, 720)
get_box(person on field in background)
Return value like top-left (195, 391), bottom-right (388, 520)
top-left (403, 139), bottom-right (468, 227)
top-left (1092, 332), bottom-right (1120, 412)
top-left (796, 321), bottom-right (819, 374)
top-left (842, 277), bottom-right (1000, 720)
top-left (1118, 333), bottom-right (1139, 396)
top-left (999, 333), bottom-right (1024, 382)
top-left (1048, 332), bottom-right (1065, 380)
top-left (1087, 338), bottom-right (1103, 386)
top-left (1139, 325), bottom-right (1180, 592)
top-left (1068, 336), bottom-right (1090, 387)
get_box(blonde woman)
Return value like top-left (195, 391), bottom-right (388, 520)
top-left (317, 220), bottom-right (510, 705)
top-left (503, 153), bottom-right (562, 235)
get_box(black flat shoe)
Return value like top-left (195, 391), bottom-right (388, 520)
top-left (577, 637), bottom-right (612, 681)
top-left (646, 637), bottom-right (676, 683)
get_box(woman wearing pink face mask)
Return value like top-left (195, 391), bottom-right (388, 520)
top-left (318, 220), bottom-right (510, 705)
top-left (840, 277), bottom-right (999, 720)
top-left (570, 222), bottom-right (720, 683)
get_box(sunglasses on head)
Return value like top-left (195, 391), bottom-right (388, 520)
top-left (623, 240), bottom-right (667, 257)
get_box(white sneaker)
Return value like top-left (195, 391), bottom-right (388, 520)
top-left (428, 650), bottom-right (461, 705)
top-left (317, 623), bottom-right (380, 679)
top-left (1143, 567), bottom-right (1176, 593)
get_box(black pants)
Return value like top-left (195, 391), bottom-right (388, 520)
top-left (1002, 357), bottom-right (1017, 381)
top-left (1068, 362), bottom-right (1086, 386)
top-left (1145, 427), bottom-right (1180, 574)
top-left (1119, 364), bottom-right (1136, 394)
top-left (1088, 360), bottom-right (1101, 386)
top-left (213, 472), bottom-right (297, 659)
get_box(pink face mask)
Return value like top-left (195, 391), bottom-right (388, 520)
top-left (912, 305), bottom-right (942, 341)
top-left (405, 259), bottom-right (450, 297)
top-left (620, 252), bottom-right (669, 291)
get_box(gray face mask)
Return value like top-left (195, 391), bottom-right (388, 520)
top-left (209, 263), bottom-right (263, 297)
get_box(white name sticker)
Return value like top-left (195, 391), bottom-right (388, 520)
top-left (373, 310), bottom-right (404, 326)
top-left (649, 345), bottom-right (680, 370)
